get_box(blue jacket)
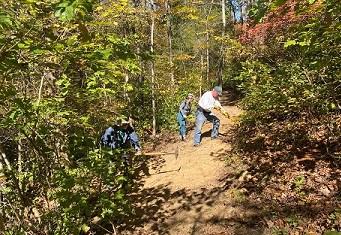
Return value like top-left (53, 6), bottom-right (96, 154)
top-left (100, 125), bottom-right (141, 151)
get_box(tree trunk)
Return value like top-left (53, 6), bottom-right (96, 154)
top-left (150, 15), bottom-right (156, 137)
top-left (218, 0), bottom-right (226, 86)
top-left (228, 0), bottom-right (236, 23)
top-left (165, 0), bottom-right (174, 84)
top-left (124, 74), bottom-right (131, 103)
top-left (18, 139), bottom-right (23, 190)
top-left (205, 0), bottom-right (214, 81)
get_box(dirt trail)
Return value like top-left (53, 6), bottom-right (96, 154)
top-left (142, 105), bottom-right (239, 192)
top-left (121, 103), bottom-right (265, 235)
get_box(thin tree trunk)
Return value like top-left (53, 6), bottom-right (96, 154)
top-left (0, 145), bottom-right (12, 171)
top-left (124, 74), bottom-right (131, 103)
top-left (37, 73), bottom-right (44, 106)
top-left (150, 15), bottom-right (156, 137)
top-left (17, 140), bottom-right (23, 190)
top-left (222, 0), bottom-right (226, 33)
top-left (205, 0), bottom-right (214, 81)
top-left (228, 0), bottom-right (236, 23)
top-left (240, 0), bottom-right (244, 24)
top-left (0, 145), bottom-right (25, 205)
top-left (218, 0), bottom-right (226, 86)
top-left (165, 0), bottom-right (174, 84)
top-left (0, 210), bottom-right (4, 232)
top-left (0, 149), bottom-right (7, 230)
top-left (206, 29), bottom-right (210, 82)
top-left (136, 47), bottom-right (144, 83)
top-left (200, 54), bottom-right (204, 97)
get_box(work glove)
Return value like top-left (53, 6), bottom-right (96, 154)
top-left (214, 105), bottom-right (221, 111)
top-left (222, 110), bottom-right (230, 118)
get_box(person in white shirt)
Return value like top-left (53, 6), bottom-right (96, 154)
top-left (193, 86), bottom-right (228, 146)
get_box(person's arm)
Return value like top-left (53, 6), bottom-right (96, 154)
top-left (101, 126), bottom-right (115, 149)
top-left (109, 127), bottom-right (117, 150)
top-left (214, 101), bottom-right (230, 118)
top-left (214, 100), bottom-right (223, 110)
top-left (179, 100), bottom-right (187, 117)
top-left (127, 126), bottom-right (141, 152)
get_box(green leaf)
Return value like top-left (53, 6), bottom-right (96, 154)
top-left (55, 9), bottom-right (62, 17)
top-left (115, 191), bottom-right (124, 200)
top-left (33, 49), bottom-right (50, 55)
top-left (58, 2), bottom-right (69, 8)
top-left (284, 40), bottom-right (297, 47)
top-left (66, 35), bottom-right (77, 45)
top-left (61, 87), bottom-right (68, 96)
top-left (298, 41), bottom-right (308, 46)
top-left (55, 5), bottom-right (74, 21)
top-left (81, 224), bottom-right (90, 233)
top-left (0, 14), bottom-right (13, 28)
top-left (64, 6), bottom-right (74, 20)
top-left (97, 49), bottom-right (111, 60)
top-left (117, 176), bottom-right (127, 184)
top-left (18, 43), bottom-right (30, 49)
top-left (125, 84), bottom-right (133, 91)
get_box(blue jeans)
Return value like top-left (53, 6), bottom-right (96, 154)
top-left (193, 110), bottom-right (220, 145)
top-left (177, 112), bottom-right (186, 136)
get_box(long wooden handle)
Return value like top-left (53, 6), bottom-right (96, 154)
top-left (142, 152), bottom-right (172, 156)
top-left (141, 146), bottom-right (179, 159)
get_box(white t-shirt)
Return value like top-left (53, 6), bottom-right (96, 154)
top-left (198, 91), bottom-right (222, 112)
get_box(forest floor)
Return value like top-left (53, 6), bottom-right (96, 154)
top-left (118, 95), bottom-right (340, 235)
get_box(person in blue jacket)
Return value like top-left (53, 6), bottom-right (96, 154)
top-left (100, 117), bottom-right (142, 191)
top-left (100, 117), bottom-right (142, 154)
top-left (177, 93), bottom-right (195, 141)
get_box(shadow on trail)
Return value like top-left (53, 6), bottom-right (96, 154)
top-left (124, 183), bottom-right (263, 235)
top-left (110, 106), bottom-right (339, 234)
top-left (124, 131), bottom-right (341, 234)
top-left (115, 137), bottom-right (266, 235)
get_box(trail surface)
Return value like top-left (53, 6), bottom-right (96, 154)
top-left (121, 103), bottom-right (264, 235)
top-left (119, 97), bottom-right (341, 235)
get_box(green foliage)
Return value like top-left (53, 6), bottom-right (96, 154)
top-left (285, 217), bottom-right (299, 228)
top-left (51, 149), bottom-right (133, 233)
top-left (324, 232), bottom-right (341, 235)
top-left (293, 175), bottom-right (306, 190)
top-left (230, 0), bottom-right (340, 158)
top-left (273, 228), bottom-right (289, 235)
top-left (0, 12), bottom-right (13, 29)
top-left (0, 0), bottom-right (148, 233)
top-left (230, 188), bottom-right (247, 204)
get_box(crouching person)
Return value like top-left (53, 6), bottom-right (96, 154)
top-left (100, 117), bottom-right (142, 190)
top-left (100, 117), bottom-right (142, 154)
